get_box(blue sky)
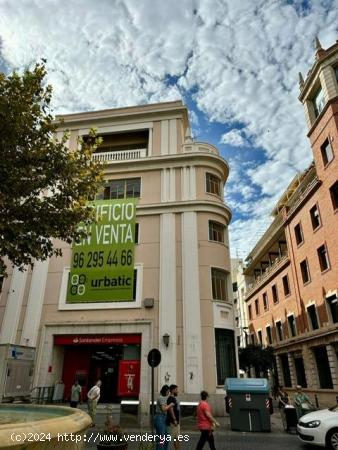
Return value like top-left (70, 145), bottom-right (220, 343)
top-left (1, 0), bottom-right (337, 258)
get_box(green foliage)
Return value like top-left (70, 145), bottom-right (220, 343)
top-left (0, 61), bottom-right (104, 275)
top-left (239, 344), bottom-right (274, 376)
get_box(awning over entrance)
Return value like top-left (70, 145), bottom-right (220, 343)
top-left (54, 334), bottom-right (141, 345)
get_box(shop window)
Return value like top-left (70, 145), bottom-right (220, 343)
top-left (215, 329), bottom-right (236, 385)
top-left (248, 304), bottom-right (252, 320)
top-left (102, 178), bottom-right (141, 199)
top-left (287, 315), bottom-right (297, 337)
top-left (282, 275), bottom-right (291, 296)
top-left (313, 86), bottom-right (325, 117)
top-left (279, 354), bottom-right (291, 387)
top-left (208, 221), bottom-right (225, 243)
top-left (313, 346), bottom-right (333, 389)
top-left (276, 321), bottom-right (283, 341)
top-left (211, 268), bottom-right (228, 301)
top-left (206, 173), bottom-right (221, 196)
top-left (263, 292), bottom-right (269, 311)
top-left (300, 259), bottom-right (310, 284)
top-left (254, 299), bottom-right (259, 315)
top-left (329, 181), bottom-right (338, 210)
top-left (327, 294), bottom-right (338, 324)
top-left (272, 284), bottom-right (279, 303)
top-left (294, 355), bottom-right (307, 388)
top-left (257, 330), bottom-right (263, 345)
top-left (307, 304), bottom-right (319, 330)
top-left (266, 326), bottom-right (272, 345)
top-left (294, 222), bottom-right (304, 245)
top-left (317, 244), bottom-right (330, 272)
top-left (321, 139), bottom-right (334, 166)
top-left (310, 204), bottom-right (321, 230)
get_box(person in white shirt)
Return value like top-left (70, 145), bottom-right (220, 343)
top-left (87, 380), bottom-right (102, 426)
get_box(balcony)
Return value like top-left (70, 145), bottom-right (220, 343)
top-left (182, 142), bottom-right (219, 155)
top-left (92, 148), bottom-right (147, 163)
top-left (245, 253), bottom-right (290, 300)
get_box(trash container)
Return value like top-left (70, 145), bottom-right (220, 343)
top-left (224, 378), bottom-right (271, 432)
top-left (281, 405), bottom-right (297, 433)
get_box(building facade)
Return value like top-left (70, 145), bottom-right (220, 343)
top-left (231, 258), bottom-right (249, 349)
top-left (245, 40), bottom-right (338, 406)
top-left (0, 101), bottom-right (236, 413)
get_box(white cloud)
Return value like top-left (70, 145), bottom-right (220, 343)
top-left (220, 129), bottom-right (250, 147)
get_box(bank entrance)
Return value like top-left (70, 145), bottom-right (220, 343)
top-left (54, 334), bottom-right (141, 403)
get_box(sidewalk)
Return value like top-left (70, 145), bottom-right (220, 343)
top-left (80, 404), bottom-right (290, 449)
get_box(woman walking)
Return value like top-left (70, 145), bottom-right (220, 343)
top-left (154, 385), bottom-right (174, 450)
top-left (196, 391), bottom-right (219, 450)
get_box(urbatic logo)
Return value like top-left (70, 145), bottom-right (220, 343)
top-left (70, 273), bottom-right (87, 296)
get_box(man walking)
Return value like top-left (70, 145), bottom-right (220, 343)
top-left (196, 391), bottom-right (219, 450)
top-left (167, 384), bottom-right (180, 450)
top-left (87, 380), bottom-right (102, 426)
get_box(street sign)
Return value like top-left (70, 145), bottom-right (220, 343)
top-left (147, 348), bottom-right (161, 367)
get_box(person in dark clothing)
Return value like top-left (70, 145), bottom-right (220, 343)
top-left (167, 384), bottom-right (180, 450)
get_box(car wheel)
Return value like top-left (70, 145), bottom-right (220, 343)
top-left (327, 428), bottom-right (338, 450)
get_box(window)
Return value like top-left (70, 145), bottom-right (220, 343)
top-left (317, 244), bottom-right (330, 272)
top-left (321, 139), bottom-right (334, 166)
top-left (266, 326), bottom-right (272, 345)
top-left (272, 285), bottom-right (279, 303)
top-left (215, 329), bottom-right (236, 385)
top-left (335, 66), bottom-right (338, 82)
top-left (279, 354), bottom-right (291, 387)
top-left (254, 299), bottom-right (259, 315)
top-left (0, 275), bottom-right (3, 293)
top-left (263, 292), bottom-right (268, 311)
top-left (287, 315), bottom-right (297, 337)
top-left (329, 181), bottom-right (338, 210)
top-left (257, 330), bottom-right (262, 345)
top-left (327, 294), bottom-right (338, 324)
top-left (102, 178), bottom-right (141, 199)
top-left (313, 86), bottom-right (325, 117)
top-left (206, 173), bottom-right (221, 196)
top-left (135, 223), bottom-right (139, 244)
top-left (209, 221), bottom-right (225, 243)
top-left (232, 282), bottom-right (238, 292)
top-left (313, 346), bottom-right (333, 389)
top-left (294, 222), bottom-right (304, 245)
top-left (310, 204), bottom-right (321, 230)
top-left (248, 304), bottom-right (252, 320)
top-left (294, 355), bottom-right (307, 388)
top-left (250, 333), bottom-right (255, 345)
top-left (276, 321), bottom-right (283, 341)
top-left (211, 268), bottom-right (228, 301)
top-left (300, 259), bottom-right (310, 284)
top-left (282, 275), bottom-right (291, 296)
top-left (307, 304), bottom-right (319, 330)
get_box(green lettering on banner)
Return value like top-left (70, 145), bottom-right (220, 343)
top-left (66, 199), bottom-right (137, 303)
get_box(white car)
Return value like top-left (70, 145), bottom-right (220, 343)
top-left (297, 405), bottom-right (338, 449)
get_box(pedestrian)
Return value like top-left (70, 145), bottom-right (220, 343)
top-left (166, 384), bottom-right (180, 450)
top-left (154, 384), bottom-right (175, 450)
top-left (70, 379), bottom-right (82, 408)
top-left (277, 386), bottom-right (289, 409)
top-left (294, 385), bottom-right (313, 419)
top-left (196, 390), bottom-right (219, 450)
top-left (87, 380), bottom-right (102, 426)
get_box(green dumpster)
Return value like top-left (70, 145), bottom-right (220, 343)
top-left (225, 378), bottom-right (271, 432)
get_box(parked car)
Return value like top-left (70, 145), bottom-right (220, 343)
top-left (297, 404), bottom-right (338, 449)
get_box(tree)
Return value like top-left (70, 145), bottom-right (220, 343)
top-left (239, 344), bottom-right (274, 377)
top-left (0, 62), bottom-right (103, 275)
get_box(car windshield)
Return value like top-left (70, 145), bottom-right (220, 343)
top-left (328, 405), bottom-right (338, 412)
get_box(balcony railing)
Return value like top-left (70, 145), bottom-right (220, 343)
top-left (182, 142), bottom-right (219, 155)
top-left (245, 253), bottom-right (290, 300)
top-left (92, 148), bottom-right (147, 163)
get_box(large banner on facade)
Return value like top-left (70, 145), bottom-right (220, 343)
top-left (66, 199), bottom-right (137, 303)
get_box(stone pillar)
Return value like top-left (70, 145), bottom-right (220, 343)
top-left (326, 344), bottom-right (338, 389)
top-left (302, 345), bottom-right (318, 389)
top-left (287, 352), bottom-right (297, 387)
top-left (275, 355), bottom-right (283, 386)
